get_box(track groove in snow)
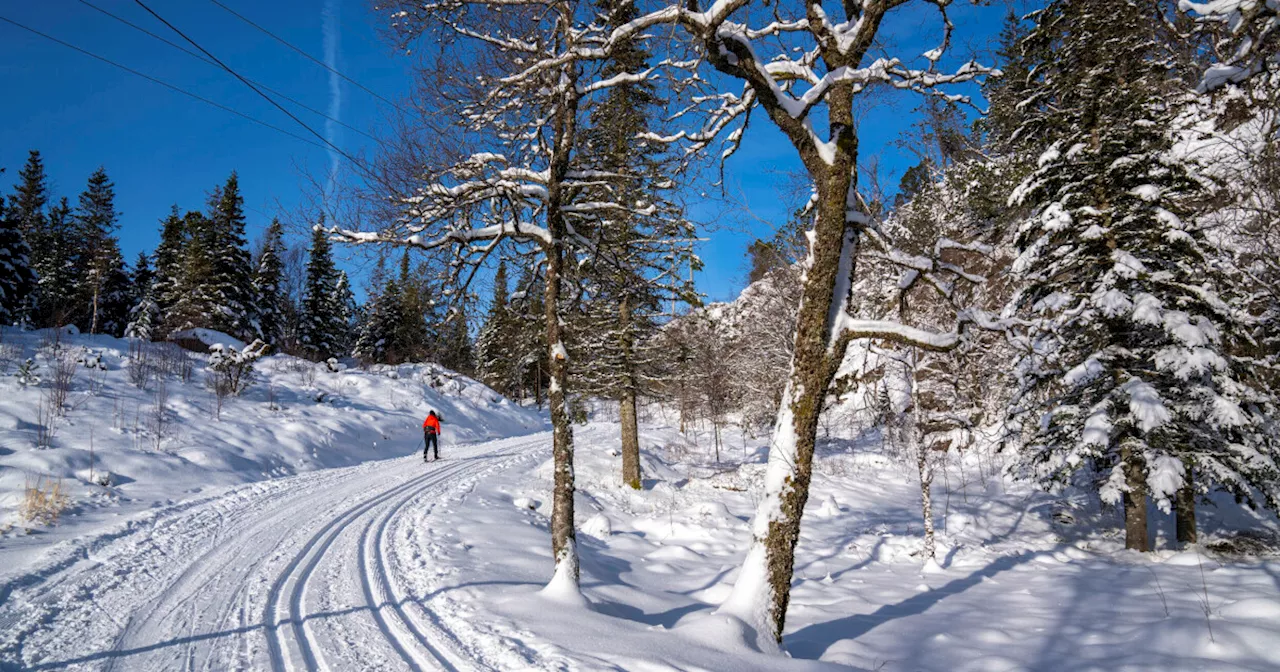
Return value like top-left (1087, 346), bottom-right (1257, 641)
top-left (0, 432), bottom-right (552, 671)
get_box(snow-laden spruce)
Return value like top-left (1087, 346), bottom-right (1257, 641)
top-left (1008, 0), bottom-right (1280, 551)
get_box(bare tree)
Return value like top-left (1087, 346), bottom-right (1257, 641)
top-left (594, 1), bottom-right (996, 645)
top-left (349, 0), bottom-right (691, 593)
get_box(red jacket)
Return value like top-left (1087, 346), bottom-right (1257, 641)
top-left (423, 414), bottom-right (441, 434)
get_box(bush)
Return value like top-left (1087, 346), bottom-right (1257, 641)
top-left (126, 338), bottom-right (152, 389)
top-left (208, 339), bottom-right (269, 396)
top-left (20, 476), bottom-right (70, 526)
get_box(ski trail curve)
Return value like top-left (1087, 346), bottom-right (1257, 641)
top-left (0, 431), bottom-right (552, 671)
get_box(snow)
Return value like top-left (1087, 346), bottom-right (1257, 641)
top-left (1094, 287), bottom-right (1133, 317)
top-left (1132, 292), bottom-right (1165, 325)
top-left (3, 332), bottom-right (1280, 670)
top-left (1111, 249), bottom-right (1149, 278)
top-left (168, 327), bottom-right (245, 351)
top-left (1080, 402), bottom-right (1112, 447)
top-left (1063, 354), bottom-right (1105, 387)
top-left (0, 328), bottom-right (544, 576)
top-left (1121, 377), bottom-right (1173, 433)
top-left (1147, 453), bottom-right (1187, 507)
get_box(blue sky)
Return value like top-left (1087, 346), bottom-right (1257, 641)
top-left (0, 1), bottom-right (1013, 306)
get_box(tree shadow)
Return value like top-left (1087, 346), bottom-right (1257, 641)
top-left (785, 548), bottom-right (1054, 660)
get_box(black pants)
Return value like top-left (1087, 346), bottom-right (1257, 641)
top-left (424, 431), bottom-right (439, 460)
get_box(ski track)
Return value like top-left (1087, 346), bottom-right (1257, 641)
top-left (0, 431), bottom-right (554, 672)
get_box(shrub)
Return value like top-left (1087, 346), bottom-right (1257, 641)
top-left (20, 476), bottom-right (70, 526)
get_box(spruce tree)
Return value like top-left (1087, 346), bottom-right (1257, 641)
top-left (476, 261), bottom-right (518, 394)
top-left (299, 224), bottom-right (345, 361)
top-left (30, 198), bottom-right (80, 328)
top-left (438, 301), bottom-right (474, 374)
top-left (333, 271), bottom-right (356, 356)
top-left (167, 211), bottom-right (219, 334)
top-left (0, 169), bottom-right (35, 325)
top-left (204, 173), bottom-right (255, 339)
top-left (153, 206), bottom-right (187, 327)
top-left (977, 12), bottom-right (1038, 152)
top-left (394, 251), bottom-right (429, 362)
top-left (569, 0), bottom-right (698, 487)
top-left (7, 151), bottom-right (75, 327)
top-left (354, 278), bottom-right (401, 364)
top-left (253, 219), bottom-right (287, 347)
top-left (125, 253), bottom-right (159, 341)
top-left (76, 168), bottom-right (130, 335)
top-left (7, 151), bottom-right (48, 240)
top-left (512, 263), bottom-right (548, 405)
top-left (1010, 0), bottom-right (1280, 550)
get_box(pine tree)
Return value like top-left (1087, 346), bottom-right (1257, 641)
top-left (30, 198), bottom-right (80, 328)
top-left (569, 0), bottom-right (698, 488)
top-left (299, 224), bottom-right (345, 361)
top-left (1010, 0), bottom-right (1280, 550)
top-left (76, 168), bottom-right (130, 335)
top-left (125, 253), bottom-right (159, 341)
top-left (7, 151), bottom-right (48, 240)
top-left (476, 261), bottom-right (519, 394)
top-left (167, 211), bottom-right (219, 334)
top-left (354, 278), bottom-right (401, 364)
top-left (333, 271), bottom-right (356, 356)
top-left (204, 173), bottom-right (255, 339)
top-left (153, 206), bottom-right (187, 328)
top-left (7, 151), bottom-right (75, 327)
top-left (253, 219), bottom-right (287, 346)
top-left (0, 169), bottom-right (35, 325)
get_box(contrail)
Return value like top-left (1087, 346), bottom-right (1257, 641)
top-left (321, 0), bottom-right (342, 199)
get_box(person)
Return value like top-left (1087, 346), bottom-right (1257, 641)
top-left (423, 410), bottom-right (442, 462)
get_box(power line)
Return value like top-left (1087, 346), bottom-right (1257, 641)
top-left (132, 0), bottom-right (360, 166)
top-left (0, 14), bottom-right (334, 153)
top-left (76, 0), bottom-right (382, 145)
top-left (207, 0), bottom-right (405, 113)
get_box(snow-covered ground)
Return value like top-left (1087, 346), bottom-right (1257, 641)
top-left (409, 417), bottom-right (1280, 671)
top-left (2, 327), bottom-right (1279, 671)
top-left (0, 327), bottom-right (544, 579)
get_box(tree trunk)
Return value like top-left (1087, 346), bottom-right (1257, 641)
top-left (90, 281), bottom-right (101, 335)
top-left (916, 429), bottom-right (936, 564)
top-left (1121, 440), bottom-right (1150, 552)
top-left (544, 76), bottom-right (580, 588)
top-left (543, 235), bottom-right (578, 587)
top-left (618, 295), bottom-right (642, 490)
top-left (718, 128), bottom-right (861, 647)
top-left (1175, 460), bottom-right (1196, 547)
top-left (620, 387), bottom-right (641, 489)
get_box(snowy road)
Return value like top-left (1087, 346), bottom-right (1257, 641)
top-left (0, 431), bottom-right (554, 671)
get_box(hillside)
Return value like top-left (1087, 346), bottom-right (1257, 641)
top-left (0, 326), bottom-right (545, 579)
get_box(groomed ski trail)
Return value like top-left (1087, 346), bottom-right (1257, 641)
top-left (0, 429), bottom-right (566, 671)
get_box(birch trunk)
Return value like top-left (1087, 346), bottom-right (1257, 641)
top-left (916, 430), bottom-right (936, 564)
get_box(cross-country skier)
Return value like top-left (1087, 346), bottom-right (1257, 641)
top-left (423, 410), bottom-right (442, 462)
